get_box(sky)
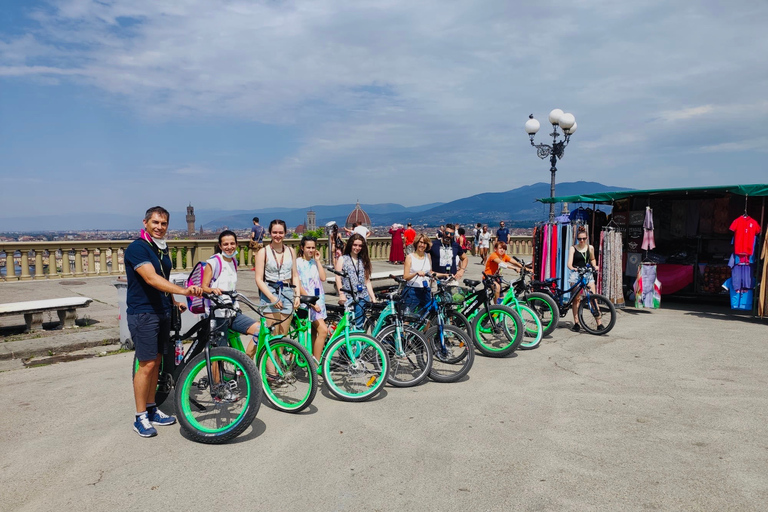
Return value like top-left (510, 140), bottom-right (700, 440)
top-left (1, 0), bottom-right (767, 226)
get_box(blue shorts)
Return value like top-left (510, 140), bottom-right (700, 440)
top-left (230, 311), bottom-right (258, 334)
top-left (128, 312), bottom-right (171, 362)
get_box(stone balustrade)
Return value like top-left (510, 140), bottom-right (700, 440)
top-left (0, 235), bottom-right (533, 282)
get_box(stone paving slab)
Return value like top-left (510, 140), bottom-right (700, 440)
top-left (1, 296), bottom-right (767, 511)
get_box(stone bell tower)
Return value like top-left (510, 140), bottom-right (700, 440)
top-left (186, 204), bottom-right (196, 236)
top-left (307, 209), bottom-right (317, 231)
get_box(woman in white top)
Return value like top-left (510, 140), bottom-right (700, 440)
top-left (401, 233), bottom-right (434, 315)
top-left (253, 219), bottom-right (300, 358)
top-left (479, 225), bottom-right (492, 264)
top-left (296, 236), bottom-right (327, 362)
top-left (201, 230), bottom-right (258, 336)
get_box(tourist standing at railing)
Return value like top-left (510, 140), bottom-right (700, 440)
top-left (403, 223), bottom-right (417, 256)
top-left (336, 233), bottom-right (377, 329)
top-left (389, 223), bottom-right (405, 265)
top-left (457, 227), bottom-right (469, 252)
top-left (473, 223), bottom-right (482, 257)
top-left (249, 217), bottom-right (265, 271)
top-left (496, 221), bottom-right (509, 245)
top-left (331, 224), bottom-right (344, 265)
top-left (478, 225), bottom-right (492, 264)
top-left (126, 206), bottom-right (202, 438)
top-left (254, 220), bottom-right (301, 360)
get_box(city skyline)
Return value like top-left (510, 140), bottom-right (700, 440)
top-left (2, 1), bottom-right (768, 221)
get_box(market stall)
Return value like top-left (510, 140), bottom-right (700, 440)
top-left (536, 184), bottom-right (768, 318)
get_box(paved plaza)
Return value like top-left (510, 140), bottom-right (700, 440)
top-left (1, 256), bottom-right (768, 511)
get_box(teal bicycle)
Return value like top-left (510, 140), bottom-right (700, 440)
top-left (365, 283), bottom-right (433, 387)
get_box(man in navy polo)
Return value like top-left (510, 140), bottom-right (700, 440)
top-left (429, 223), bottom-right (468, 279)
top-left (496, 221), bottom-right (509, 245)
top-left (125, 206), bottom-right (202, 438)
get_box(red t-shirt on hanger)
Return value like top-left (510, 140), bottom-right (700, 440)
top-left (729, 215), bottom-right (761, 256)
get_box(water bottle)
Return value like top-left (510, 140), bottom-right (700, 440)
top-left (175, 339), bottom-right (184, 365)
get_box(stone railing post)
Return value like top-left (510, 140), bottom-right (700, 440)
top-left (98, 248), bottom-right (108, 275)
top-left (61, 249), bottom-right (72, 277)
top-left (2, 249), bottom-right (14, 280)
top-left (20, 250), bottom-right (32, 280)
top-left (175, 247), bottom-right (184, 270)
top-left (34, 250), bottom-right (44, 280)
top-left (73, 249), bottom-right (85, 277)
top-left (48, 249), bottom-right (60, 279)
top-left (87, 248), bottom-right (97, 276)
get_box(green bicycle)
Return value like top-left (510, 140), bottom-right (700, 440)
top-left (292, 268), bottom-right (389, 402)
top-left (221, 291), bottom-right (317, 414)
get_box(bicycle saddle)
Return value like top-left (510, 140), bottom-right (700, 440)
top-left (463, 279), bottom-right (481, 288)
top-left (299, 295), bottom-right (320, 306)
top-left (325, 304), bottom-right (345, 314)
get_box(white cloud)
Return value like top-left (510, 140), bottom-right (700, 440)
top-left (2, 0), bottom-right (768, 212)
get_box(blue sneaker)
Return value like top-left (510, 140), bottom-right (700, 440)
top-left (147, 407), bottom-right (177, 426)
top-left (133, 414), bottom-right (158, 437)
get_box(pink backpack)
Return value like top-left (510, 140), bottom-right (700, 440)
top-left (186, 254), bottom-right (237, 314)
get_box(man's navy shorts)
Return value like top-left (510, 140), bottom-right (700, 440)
top-left (128, 312), bottom-right (171, 362)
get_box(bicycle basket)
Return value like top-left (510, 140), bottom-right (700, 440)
top-left (439, 285), bottom-right (469, 306)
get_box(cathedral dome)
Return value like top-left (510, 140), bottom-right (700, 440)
top-left (345, 201), bottom-right (371, 228)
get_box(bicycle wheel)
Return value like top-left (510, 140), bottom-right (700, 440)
top-left (516, 304), bottom-right (543, 350)
top-left (175, 347), bottom-right (261, 444)
top-left (426, 324), bottom-right (474, 383)
top-left (444, 309), bottom-right (472, 337)
top-left (323, 333), bottom-right (389, 402)
top-left (257, 339), bottom-right (317, 413)
top-left (377, 324), bottom-right (432, 387)
top-left (524, 292), bottom-right (559, 337)
top-left (132, 355), bottom-right (169, 407)
top-left (471, 305), bottom-right (523, 357)
top-left (578, 293), bottom-right (616, 335)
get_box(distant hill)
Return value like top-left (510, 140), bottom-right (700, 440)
top-left (0, 182), bottom-right (630, 231)
top-left (372, 181), bottom-right (632, 226)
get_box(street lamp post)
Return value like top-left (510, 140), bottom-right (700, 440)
top-left (525, 109), bottom-right (577, 222)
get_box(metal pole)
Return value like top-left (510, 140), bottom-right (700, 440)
top-left (549, 155), bottom-right (557, 223)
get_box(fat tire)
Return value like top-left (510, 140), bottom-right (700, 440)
top-left (426, 324), bottom-right (474, 383)
top-left (175, 347), bottom-right (261, 444)
top-left (377, 324), bottom-right (433, 387)
top-left (471, 305), bottom-right (523, 357)
top-left (517, 304), bottom-right (543, 350)
top-left (257, 339), bottom-right (317, 413)
top-left (323, 334), bottom-right (389, 402)
top-left (578, 294), bottom-right (616, 335)
top-left (524, 292), bottom-right (559, 337)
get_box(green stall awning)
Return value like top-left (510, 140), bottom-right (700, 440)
top-left (537, 184), bottom-right (768, 204)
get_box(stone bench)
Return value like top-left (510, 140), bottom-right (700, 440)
top-left (0, 297), bottom-right (93, 332)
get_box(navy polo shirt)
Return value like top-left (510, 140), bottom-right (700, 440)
top-left (497, 227), bottom-right (509, 243)
top-left (124, 239), bottom-right (173, 314)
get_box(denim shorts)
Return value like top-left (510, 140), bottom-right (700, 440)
top-left (128, 312), bottom-right (171, 362)
top-left (260, 283), bottom-right (295, 316)
top-left (569, 269), bottom-right (595, 286)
